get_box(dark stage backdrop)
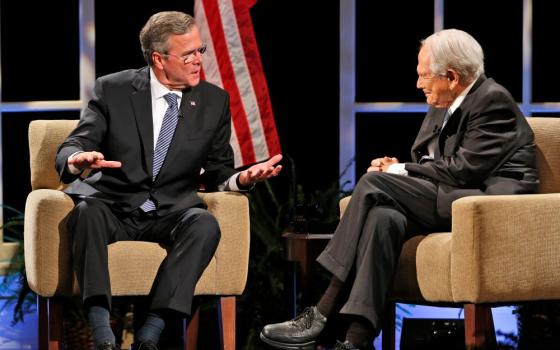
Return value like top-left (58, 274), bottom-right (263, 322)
top-left (1, 1), bottom-right (342, 214)
top-left (2, 0), bottom-right (550, 230)
top-left (2, 1), bottom-right (558, 349)
top-left (4, 0), bottom-right (540, 213)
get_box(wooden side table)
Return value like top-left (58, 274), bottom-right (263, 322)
top-left (282, 232), bottom-right (333, 316)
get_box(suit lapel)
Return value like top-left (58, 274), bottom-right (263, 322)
top-left (180, 87), bottom-right (201, 131)
top-left (412, 108), bottom-right (447, 159)
top-left (130, 69), bottom-right (154, 177)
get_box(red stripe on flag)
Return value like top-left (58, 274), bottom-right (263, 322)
top-left (203, 0), bottom-right (257, 165)
top-left (233, 1), bottom-right (281, 157)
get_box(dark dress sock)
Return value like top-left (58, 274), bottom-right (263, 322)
top-left (88, 305), bottom-right (116, 347)
top-left (316, 276), bottom-right (344, 317)
top-left (136, 312), bottom-right (166, 344)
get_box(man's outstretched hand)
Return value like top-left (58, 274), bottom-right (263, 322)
top-left (238, 154), bottom-right (283, 186)
top-left (69, 151), bottom-right (122, 170)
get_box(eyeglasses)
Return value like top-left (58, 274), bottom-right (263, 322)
top-left (417, 72), bottom-right (446, 83)
top-left (162, 44), bottom-right (207, 64)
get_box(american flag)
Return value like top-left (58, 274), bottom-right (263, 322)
top-left (195, 0), bottom-right (281, 168)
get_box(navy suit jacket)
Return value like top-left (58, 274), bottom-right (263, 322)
top-left (55, 67), bottom-right (237, 215)
top-left (405, 75), bottom-right (539, 218)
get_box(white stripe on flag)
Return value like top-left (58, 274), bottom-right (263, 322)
top-left (195, 1), bottom-right (222, 88)
top-left (195, 0), bottom-right (244, 168)
top-left (218, 0), bottom-right (270, 161)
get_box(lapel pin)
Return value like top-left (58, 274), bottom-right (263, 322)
top-left (190, 100), bottom-right (196, 107)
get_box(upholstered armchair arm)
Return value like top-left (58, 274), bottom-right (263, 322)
top-left (196, 192), bottom-right (250, 295)
top-left (24, 189), bottom-right (75, 297)
top-left (339, 196), bottom-right (351, 217)
top-left (449, 193), bottom-right (560, 303)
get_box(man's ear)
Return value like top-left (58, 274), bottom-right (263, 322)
top-left (446, 69), bottom-right (458, 81)
top-left (152, 52), bottom-right (165, 70)
top-left (447, 69), bottom-right (461, 89)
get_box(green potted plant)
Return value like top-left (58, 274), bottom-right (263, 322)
top-left (0, 205), bottom-right (34, 325)
top-left (0, 204), bottom-right (129, 349)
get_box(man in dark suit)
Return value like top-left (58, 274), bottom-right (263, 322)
top-left (55, 11), bottom-right (281, 350)
top-left (260, 29), bottom-right (538, 350)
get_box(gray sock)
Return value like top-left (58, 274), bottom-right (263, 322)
top-left (88, 305), bottom-right (115, 347)
top-left (136, 312), bottom-right (165, 344)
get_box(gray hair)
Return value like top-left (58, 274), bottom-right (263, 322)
top-left (139, 11), bottom-right (197, 66)
top-left (421, 28), bottom-right (484, 84)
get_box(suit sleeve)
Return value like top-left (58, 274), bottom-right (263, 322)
top-left (200, 92), bottom-right (237, 190)
top-left (55, 77), bottom-right (109, 183)
top-left (405, 89), bottom-right (521, 187)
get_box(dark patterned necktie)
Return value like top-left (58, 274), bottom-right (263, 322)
top-left (140, 93), bottom-right (180, 212)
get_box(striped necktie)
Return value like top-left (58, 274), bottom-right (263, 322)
top-left (140, 93), bottom-right (180, 212)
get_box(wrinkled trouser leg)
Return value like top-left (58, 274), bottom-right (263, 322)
top-left (148, 208), bottom-right (221, 315)
top-left (68, 198), bottom-right (220, 316)
top-left (67, 198), bottom-right (128, 308)
top-left (317, 172), bottom-right (440, 329)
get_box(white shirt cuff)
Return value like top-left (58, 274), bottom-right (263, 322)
top-left (387, 163), bottom-right (408, 176)
top-left (219, 172), bottom-right (255, 192)
top-left (67, 152), bottom-right (84, 175)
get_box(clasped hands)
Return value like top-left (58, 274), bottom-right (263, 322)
top-left (367, 156), bottom-right (399, 172)
top-left (68, 151), bottom-right (283, 186)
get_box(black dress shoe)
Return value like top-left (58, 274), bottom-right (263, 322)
top-left (260, 306), bottom-right (326, 349)
top-left (129, 341), bottom-right (158, 350)
top-left (332, 340), bottom-right (375, 350)
top-left (96, 341), bottom-right (118, 350)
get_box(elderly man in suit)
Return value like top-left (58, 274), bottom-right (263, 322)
top-left (260, 29), bottom-right (538, 350)
top-left (56, 11), bottom-right (281, 350)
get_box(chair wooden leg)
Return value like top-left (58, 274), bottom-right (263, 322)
top-left (38, 296), bottom-right (48, 350)
top-left (381, 301), bottom-right (396, 350)
top-left (37, 296), bottom-right (62, 350)
top-left (185, 305), bottom-right (200, 350)
top-left (464, 303), bottom-right (497, 350)
top-left (218, 296), bottom-right (236, 350)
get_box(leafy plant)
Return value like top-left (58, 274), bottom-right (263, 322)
top-left (236, 156), bottom-right (302, 350)
top-left (516, 302), bottom-right (560, 350)
top-left (0, 205), bottom-right (35, 325)
top-left (232, 155), bottom-right (352, 349)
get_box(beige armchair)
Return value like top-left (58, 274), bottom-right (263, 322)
top-left (340, 117), bottom-right (560, 350)
top-left (24, 120), bottom-right (250, 350)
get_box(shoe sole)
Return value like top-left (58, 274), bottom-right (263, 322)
top-left (259, 332), bottom-right (316, 350)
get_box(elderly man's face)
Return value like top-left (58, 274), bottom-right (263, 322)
top-left (416, 46), bottom-right (455, 108)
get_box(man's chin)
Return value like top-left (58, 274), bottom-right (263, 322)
top-left (172, 76), bottom-right (201, 89)
top-left (187, 76), bottom-right (201, 87)
top-left (426, 98), bottom-right (446, 108)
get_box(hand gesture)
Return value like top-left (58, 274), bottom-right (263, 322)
top-left (69, 151), bottom-right (122, 170)
top-left (238, 154), bottom-right (283, 186)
